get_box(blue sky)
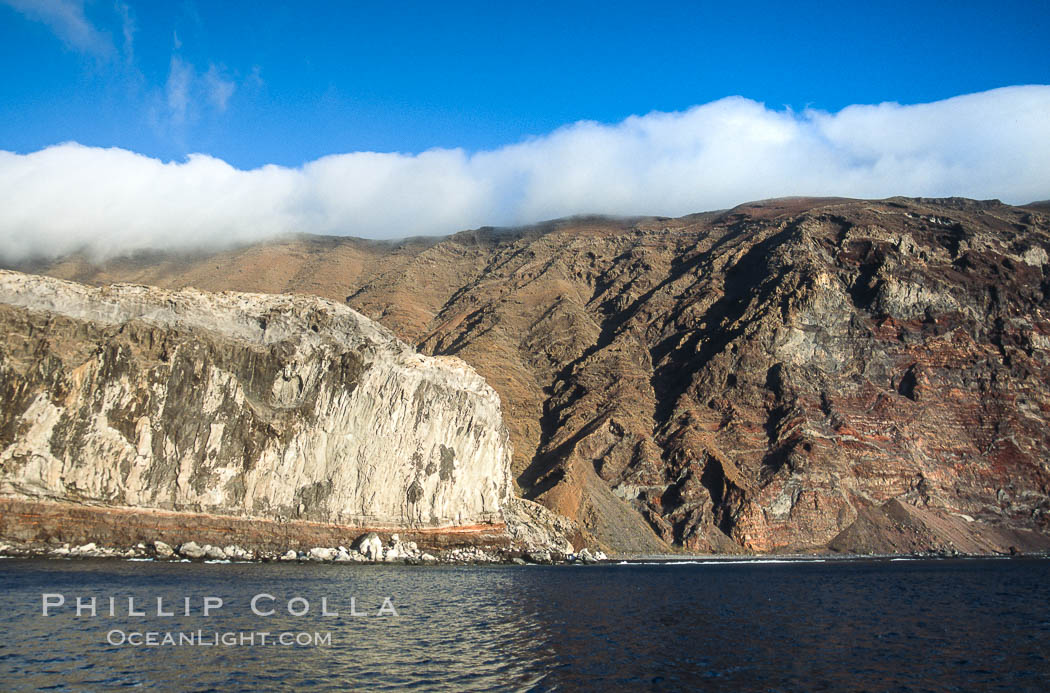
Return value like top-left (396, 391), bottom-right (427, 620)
top-left (0, 1), bottom-right (1047, 258)
top-left (1, 1), bottom-right (1047, 167)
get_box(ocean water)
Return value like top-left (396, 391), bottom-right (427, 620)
top-left (0, 557), bottom-right (1048, 691)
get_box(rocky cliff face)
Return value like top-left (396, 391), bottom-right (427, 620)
top-left (0, 271), bottom-right (511, 530)
top-left (17, 197), bottom-right (1050, 554)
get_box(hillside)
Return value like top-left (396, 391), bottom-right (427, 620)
top-left (13, 197), bottom-right (1050, 554)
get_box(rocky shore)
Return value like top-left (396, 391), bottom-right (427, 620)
top-left (0, 533), bottom-right (609, 565)
top-left (3, 536), bottom-right (1040, 564)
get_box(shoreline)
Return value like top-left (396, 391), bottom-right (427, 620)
top-left (1, 539), bottom-right (1044, 566)
top-left (0, 538), bottom-right (596, 566)
top-left (2, 496), bottom-right (1045, 566)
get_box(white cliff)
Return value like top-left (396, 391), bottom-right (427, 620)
top-left (0, 270), bottom-right (511, 528)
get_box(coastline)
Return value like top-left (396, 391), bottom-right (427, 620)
top-left (0, 495), bottom-right (588, 565)
top-left (1, 539), bottom-right (1043, 567)
top-left (0, 538), bottom-right (599, 566)
top-left (1, 496), bottom-right (1045, 566)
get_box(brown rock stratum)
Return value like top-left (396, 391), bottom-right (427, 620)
top-left (13, 197), bottom-right (1050, 555)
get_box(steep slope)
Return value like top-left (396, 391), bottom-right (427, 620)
top-left (16, 197), bottom-right (1050, 554)
top-left (0, 271), bottom-right (511, 544)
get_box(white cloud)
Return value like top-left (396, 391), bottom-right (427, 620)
top-left (114, 1), bottom-right (134, 63)
top-left (156, 57), bottom-right (236, 129)
top-left (165, 56), bottom-right (193, 125)
top-left (1, 0), bottom-right (113, 57)
top-left (1, 86), bottom-right (1048, 261)
top-left (203, 65), bottom-right (235, 112)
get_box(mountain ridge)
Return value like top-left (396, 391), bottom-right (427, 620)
top-left (8, 196), bottom-right (1050, 554)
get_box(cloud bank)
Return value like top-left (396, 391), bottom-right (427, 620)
top-left (1, 86), bottom-right (1048, 261)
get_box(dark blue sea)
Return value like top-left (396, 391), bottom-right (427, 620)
top-left (0, 557), bottom-right (1048, 691)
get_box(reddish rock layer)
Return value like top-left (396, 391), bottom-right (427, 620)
top-left (0, 497), bottom-right (509, 552)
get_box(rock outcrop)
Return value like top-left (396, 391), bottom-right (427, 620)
top-left (14, 197), bottom-right (1050, 554)
top-left (0, 271), bottom-right (511, 538)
